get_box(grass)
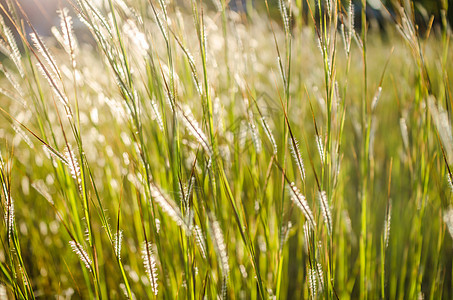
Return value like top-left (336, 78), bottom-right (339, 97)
top-left (0, 0), bottom-right (452, 298)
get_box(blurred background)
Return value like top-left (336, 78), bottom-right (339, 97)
top-left (0, 0), bottom-right (451, 37)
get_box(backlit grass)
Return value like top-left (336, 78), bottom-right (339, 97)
top-left (0, 0), bottom-right (452, 298)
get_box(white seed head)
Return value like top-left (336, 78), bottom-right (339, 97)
top-left (4, 196), bottom-right (14, 241)
top-left (141, 242), bottom-right (158, 295)
top-left (261, 116), bottom-right (277, 155)
top-left (69, 241), bottom-right (92, 272)
top-left (178, 105), bottom-right (212, 157)
top-left (308, 267), bottom-right (317, 298)
top-left (287, 183), bottom-right (316, 228)
top-left (318, 191), bottom-right (332, 236)
top-left (114, 230), bottom-right (123, 260)
top-left (193, 225), bottom-right (207, 259)
top-left (149, 182), bottom-right (188, 231)
top-left (289, 137), bottom-right (305, 181)
top-left (209, 215), bottom-right (229, 279)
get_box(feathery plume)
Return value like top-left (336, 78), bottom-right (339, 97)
top-left (348, 0), bottom-right (355, 36)
top-left (316, 262), bottom-right (325, 291)
top-left (277, 56), bottom-right (287, 85)
top-left (173, 33), bottom-right (202, 95)
top-left (289, 137), bottom-right (305, 181)
top-left (157, 0), bottom-right (168, 18)
top-left (341, 23), bottom-right (347, 56)
top-left (0, 16), bottom-right (23, 77)
top-left (58, 8), bottom-right (78, 68)
top-left (11, 122), bottom-right (33, 149)
top-left (178, 105), bottom-right (212, 156)
top-left (193, 225), bottom-right (207, 259)
top-left (151, 99), bottom-right (164, 132)
top-left (0, 63), bottom-right (24, 98)
top-left (183, 176), bottom-right (195, 215)
top-left (247, 108), bottom-right (261, 153)
top-left (114, 230), bottom-right (123, 260)
top-left (78, 0), bottom-right (112, 34)
top-left (120, 283), bottom-right (136, 300)
top-left (4, 195), bottom-right (14, 241)
top-left (318, 191), bottom-right (332, 235)
top-left (141, 242), bottom-right (158, 295)
top-left (64, 145), bottom-right (81, 187)
top-left (29, 32), bottom-right (60, 79)
top-left (0, 86), bottom-right (25, 107)
top-left (115, 0), bottom-right (142, 23)
top-left (209, 215), bottom-right (229, 279)
top-left (308, 267), bottom-right (318, 298)
top-left (42, 145), bottom-right (68, 169)
top-left (153, 8), bottom-right (169, 43)
top-left (19, 265), bottom-right (29, 287)
top-left (316, 135), bottom-right (325, 162)
top-left (32, 180), bottom-right (53, 205)
top-left (221, 276), bottom-right (228, 300)
top-left (371, 87), bottom-right (382, 112)
top-left (278, 0), bottom-right (290, 35)
top-left (34, 60), bottom-right (70, 111)
top-left (0, 39), bottom-right (11, 58)
top-left (69, 241), bottom-right (92, 271)
top-left (123, 19), bottom-right (148, 57)
top-left (149, 182), bottom-right (188, 231)
top-left (287, 183), bottom-right (316, 228)
top-left (260, 116), bottom-right (277, 155)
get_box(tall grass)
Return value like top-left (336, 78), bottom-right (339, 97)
top-left (0, 0), bottom-right (452, 298)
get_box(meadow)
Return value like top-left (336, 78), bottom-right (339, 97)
top-left (0, 0), bottom-right (452, 298)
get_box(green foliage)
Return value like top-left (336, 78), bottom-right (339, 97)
top-left (0, 0), bottom-right (452, 299)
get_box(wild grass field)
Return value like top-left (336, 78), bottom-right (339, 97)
top-left (0, 0), bottom-right (452, 298)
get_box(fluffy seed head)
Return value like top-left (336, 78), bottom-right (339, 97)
top-left (193, 225), bottom-right (207, 259)
top-left (149, 182), bottom-right (189, 231)
top-left (287, 183), bottom-right (316, 228)
top-left (151, 100), bottom-right (164, 132)
top-left (316, 262), bottom-right (325, 291)
top-left (141, 242), bottom-right (158, 295)
top-left (209, 215), bottom-right (229, 279)
top-left (69, 241), bottom-right (92, 272)
top-left (261, 116), bottom-right (277, 155)
top-left (0, 16), bottom-right (23, 77)
top-left (289, 137), bottom-right (305, 181)
top-left (308, 267), bottom-right (318, 298)
top-left (114, 230), bottom-right (123, 260)
top-left (4, 196), bottom-right (14, 241)
top-left (316, 135), bottom-right (325, 162)
top-left (247, 105), bottom-right (261, 154)
top-left (178, 105), bottom-right (212, 157)
top-left (318, 191), bottom-right (332, 236)
top-left (64, 145), bottom-right (81, 189)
